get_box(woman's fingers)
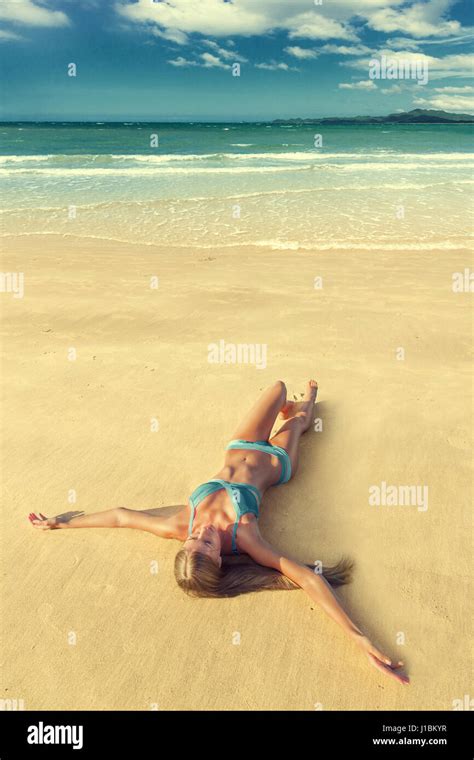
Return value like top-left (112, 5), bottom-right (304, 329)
top-left (28, 512), bottom-right (53, 529)
top-left (368, 653), bottom-right (410, 685)
top-left (369, 644), bottom-right (393, 666)
top-left (369, 644), bottom-right (404, 669)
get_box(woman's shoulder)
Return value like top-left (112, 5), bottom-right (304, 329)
top-left (235, 514), bottom-right (261, 553)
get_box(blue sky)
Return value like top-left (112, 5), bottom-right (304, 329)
top-left (0, 0), bottom-right (472, 120)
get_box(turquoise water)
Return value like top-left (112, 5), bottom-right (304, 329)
top-left (1, 122), bottom-right (473, 249)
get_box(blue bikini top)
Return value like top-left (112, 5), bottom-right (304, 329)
top-left (187, 439), bottom-right (291, 555)
top-left (188, 479), bottom-right (261, 555)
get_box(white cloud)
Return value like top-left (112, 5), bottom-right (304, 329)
top-left (0, 28), bottom-right (25, 41)
top-left (345, 50), bottom-right (474, 79)
top-left (381, 83), bottom-right (403, 93)
top-left (321, 44), bottom-right (372, 56)
top-left (114, 0), bottom-right (473, 50)
top-left (386, 33), bottom-right (474, 50)
top-left (287, 11), bottom-right (358, 42)
top-left (339, 80), bottom-right (377, 90)
top-left (115, 0), bottom-right (472, 57)
top-left (385, 37), bottom-right (424, 50)
top-left (433, 85), bottom-right (474, 93)
top-left (116, 0), bottom-right (269, 41)
top-left (202, 39), bottom-right (247, 62)
top-left (115, 0), bottom-right (359, 43)
top-left (152, 26), bottom-right (188, 44)
top-left (200, 52), bottom-right (231, 69)
top-left (366, 0), bottom-right (462, 39)
top-left (284, 46), bottom-right (318, 59)
top-left (168, 56), bottom-right (197, 67)
top-left (167, 52), bottom-right (232, 69)
top-left (0, 0), bottom-right (69, 27)
top-left (255, 61), bottom-right (298, 72)
top-left (414, 84), bottom-right (474, 112)
top-left (413, 93), bottom-right (474, 112)
top-left (167, 40), bottom-right (248, 68)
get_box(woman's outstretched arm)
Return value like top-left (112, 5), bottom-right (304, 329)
top-left (244, 534), bottom-right (409, 686)
top-left (28, 507), bottom-right (180, 538)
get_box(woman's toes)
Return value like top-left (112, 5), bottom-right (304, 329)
top-left (303, 381), bottom-right (318, 402)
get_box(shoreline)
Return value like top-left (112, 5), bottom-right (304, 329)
top-left (1, 232), bottom-right (472, 253)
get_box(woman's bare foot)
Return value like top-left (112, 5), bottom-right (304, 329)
top-left (276, 380), bottom-right (318, 435)
top-left (279, 380), bottom-right (318, 421)
top-left (304, 379), bottom-right (318, 403)
top-left (298, 380), bottom-right (318, 432)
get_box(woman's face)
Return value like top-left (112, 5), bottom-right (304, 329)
top-left (183, 524), bottom-right (222, 567)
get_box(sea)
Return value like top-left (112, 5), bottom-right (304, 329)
top-left (0, 122), bottom-right (472, 250)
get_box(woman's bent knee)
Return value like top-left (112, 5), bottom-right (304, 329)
top-left (273, 380), bottom-right (287, 396)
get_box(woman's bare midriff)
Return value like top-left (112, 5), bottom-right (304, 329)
top-left (215, 447), bottom-right (283, 492)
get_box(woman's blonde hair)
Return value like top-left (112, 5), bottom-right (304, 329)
top-left (174, 550), bottom-right (354, 598)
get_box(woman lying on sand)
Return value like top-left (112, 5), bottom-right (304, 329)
top-left (29, 380), bottom-right (409, 685)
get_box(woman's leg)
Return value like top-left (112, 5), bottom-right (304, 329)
top-left (269, 380), bottom-right (318, 477)
top-left (230, 380), bottom-right (288, 442)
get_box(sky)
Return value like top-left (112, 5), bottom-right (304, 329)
top-left (0, 0), bottom-right (473, 121)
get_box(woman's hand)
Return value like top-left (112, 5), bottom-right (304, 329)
top-left (356, 635), bottom-right (410, 685)
top-left (28, 512), bottom-right (61, 530)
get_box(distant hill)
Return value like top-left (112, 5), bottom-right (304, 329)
top-left (272, 109), bottom-right (474, 125)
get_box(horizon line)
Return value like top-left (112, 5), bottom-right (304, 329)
top-left (1, 108), bottom-right (473, 125)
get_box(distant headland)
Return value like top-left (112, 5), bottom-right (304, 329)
top-left (272, 109), bottom-right (474, 125)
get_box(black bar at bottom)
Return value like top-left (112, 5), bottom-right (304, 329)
top-left (0, 710), bottom-right (472, 757)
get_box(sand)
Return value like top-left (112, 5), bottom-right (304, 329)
top-left (1, 234), bottom-right (472, 710)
